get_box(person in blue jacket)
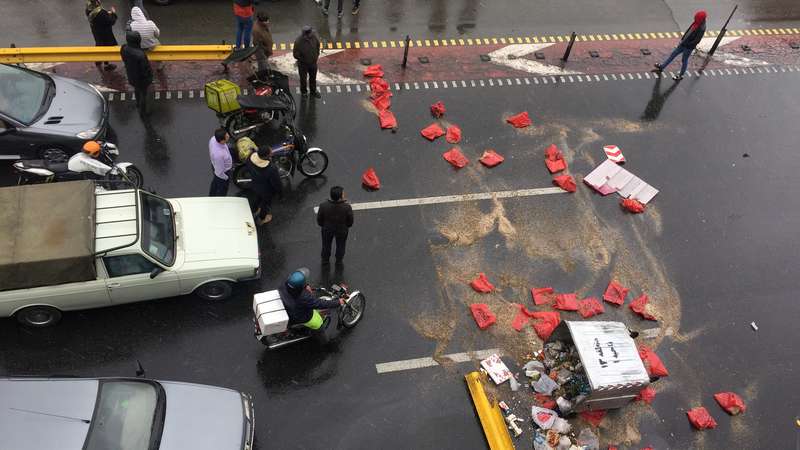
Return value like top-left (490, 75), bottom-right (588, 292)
top-left (654, 10), bottom-right (707, 81)
top-left (279, 268), bottom-right (343, 329)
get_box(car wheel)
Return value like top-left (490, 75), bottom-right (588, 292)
top-left (15, 306), bottom-right (62, 327)
top-left (195, 281), bottom-right (233, 301)
top-left (39, 147), bottom-right (69, 163)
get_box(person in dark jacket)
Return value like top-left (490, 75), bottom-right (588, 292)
top-left (246, 147), bottom-right (282, 225)
top-left (279, 268), bottom-right (342, 329)
top-left (293, 26), bottom-right (321, 98)
top-left (655, 10), bottom-right (707, 81)
top-left (85, 0), bottom-right (117, 71)
top-left (120, 31), bottom-right (153, 116)
top-left (316, 186), bottom-right (354, 264)
top-left (252, 12), bottom-right (273, 73)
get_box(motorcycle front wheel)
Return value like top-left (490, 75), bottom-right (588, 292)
top-left (340, 293), bottom-right (365, 328)
top-left (124, 165), bottom-right (144, 189)
top-left (298, 148), bottom-right (328, 177)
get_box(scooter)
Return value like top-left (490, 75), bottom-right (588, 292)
top-left (13, 142), bottom-right (144, 189)
top-left (254, 284), bottom-right (366, 350)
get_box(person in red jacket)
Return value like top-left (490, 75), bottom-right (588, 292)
top-left (233, 0), bottom-right (255, 48)
top-left (654, 10), bottom-right (707, 81)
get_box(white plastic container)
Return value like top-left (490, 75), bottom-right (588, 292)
top-left (253, 290), bottom-right (289, 335)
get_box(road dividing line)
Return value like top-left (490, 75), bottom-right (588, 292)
top-left (313, 186), bottom-right (565, 214)
top-left (375, 349), bottom-right (501, 374)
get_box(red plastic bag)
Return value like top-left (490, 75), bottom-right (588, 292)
top-left (362, 167), bottom-right (381, 190)
top-left (371, 91), bottom-right (392, 111)
top-left (363, 64), bottom-right (384, 78)
top-left (470, 273), bottom-right (494, 293)
top-left (443, 147), bottom-right (469, 169)
top-left (553, 174), bottom-right (577, 192)
top-left (506, 111), bottom-right (532, 128)
top-left (511, 304), bottom-right (531, 331)
top-left (621, 198), bottom-right (646, 213)
top-left (545, 158), bottom-right (567, 173)
top-left (534, 393), bottom-right (557, 409)
top-left (578, 297), bottom-right (604, 318)
top-left (630, 294), bottom-right (657, 321)
top-left (479, 150), bottom-right (504, 167)
top-left (431, 101), bottom-right (446, 118)
top-left (638, 345), bottom-right (669, 377)
top-left (603, 280), bottom-right (629, 305)
top-left (687, 407), bottom-right (717, 430)
top-left (378, 110), bottom-right (397, 130)
top-left (714, 392), bottom-right (746, 415)
top-left (469, 303), bottom-right (496, 330)
top-left (530, 311), bottom-right (561, 340)
top-left (545, 144), bottom-right (561, 161)
top-left (636, 386), bottom-right (656, 404)
top-left (445, 125), bottom-right (462, 144)
top-left (580, 410), bottom-right (606, 427)
top-left (608, 447), bottom-right (618, 450)
top-left (531, 287), bottom-right (555, 305)
top-left (554, 293), bottom-right (579, 311)
top-left (421, 123), bottom-right (445, 141)
top-left (369, 77), bottom-right (389, 96)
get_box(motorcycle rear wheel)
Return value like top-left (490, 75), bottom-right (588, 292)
top-left (298, 148), bottom-right (328, 177)
top-left (124, 165), bottom-right (144, 189)
top-left (341, 293), bottom-right (365, 328)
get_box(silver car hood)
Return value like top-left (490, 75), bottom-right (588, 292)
top-left (158, 381), bottom-right (245, 450)
top-left (30, 74), bottom-right (105, 135)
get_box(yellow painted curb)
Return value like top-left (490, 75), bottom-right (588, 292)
top-left (465, 371), bottom-right (514, 450)
top-left (0, 44), bottom-right (232, 63)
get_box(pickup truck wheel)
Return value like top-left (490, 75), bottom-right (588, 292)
top-left (16, 306), bottom-right (62, 327)
top-left (195, 281), bottom-right (233, 301)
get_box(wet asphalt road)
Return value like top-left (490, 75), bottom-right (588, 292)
top-left (6, 0), bottom-right (800, 47)
top-left (2, 69), bottom-right (800, 448)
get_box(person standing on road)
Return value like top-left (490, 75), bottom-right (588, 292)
top-left (209, 128), bottom-right (233, 197)
top-left (252, 12), bottom-right (273, 73)
top-left (85, 0), bottom-right (117, 71)
top-left (120, 31), bottom-right (153, 116)
top-left (233, 0), bottom-right (255, 48)
top-left (654, 10), bottom-right (707, 81)
top-left (322, 0), bottom-right (360, 18)
top-left (246, 147), bottom-right (282, 225)
top-left (293, 26), bottom-right (321, 98)
top-left (316, 186), bottom-right (353, 264)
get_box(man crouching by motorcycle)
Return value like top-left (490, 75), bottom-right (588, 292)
top-left (280, 267), bottom-right (343, 330)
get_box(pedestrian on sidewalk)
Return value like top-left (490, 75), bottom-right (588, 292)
top-left (233, 0), bottom-right (255, 48)
top-left (128, 6), bottom-right (163, 70)
top-left (293, 26), bottom-right (321, 98)
top-left (316, 186), bottom-right (353, 264)
top-left (85, 0), bottom-right (117, 71)
top-left (246, 148), bottom-right (282, 225)
top-left (252, 12), bottom-right (274, 73)
top-left (120, 31), bottom-right (153, 116)
top-left (654, 10), bottom-right (707, 81)
top-left (209, 128), bottom-right (232, 196)
top-left (322, 0), bottom-right (360, 18)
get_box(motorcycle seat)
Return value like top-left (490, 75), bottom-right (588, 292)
top-left (237, 95), bottom-right (289, 111)
top-left (23, 159), bottom-right (69, 173)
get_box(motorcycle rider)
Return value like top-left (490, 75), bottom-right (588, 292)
top-left (279, 267), bottom-right (343, 330)
top-left (68, 141), bottom-right (112, 176)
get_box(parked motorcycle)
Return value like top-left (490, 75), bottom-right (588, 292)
top-left (254, 283), bottom-right (366, 350)
top-left (13, 142), bottom-right (143, 189)
top-left (218, 69), bottom-right (296, 141)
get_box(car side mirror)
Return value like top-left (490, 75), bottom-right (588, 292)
top-left (149, 267), bottom-right (164, 279)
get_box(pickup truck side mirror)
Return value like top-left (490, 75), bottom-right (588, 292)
top-left (149, 267), bottom-right (164, 279)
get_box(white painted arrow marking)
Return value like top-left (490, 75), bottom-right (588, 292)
top-left (488, 44), bottom-right (582, 76)
top-left (695, 37), bottom-right (769, 67)
top-left (270, 49), bottom-right (363, 85)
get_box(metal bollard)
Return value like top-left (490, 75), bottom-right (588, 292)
top-left (562, 32), bottom-right (577, 62)
top-left (709, 5), bottom-right (738, 56)
top-left (402, 35), bottom-right (411, 68)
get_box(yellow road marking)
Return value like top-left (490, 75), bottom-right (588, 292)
top-left (424, 40), bottom-right (431, 46)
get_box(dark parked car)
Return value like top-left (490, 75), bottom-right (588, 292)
top-left (0, 63), bottom-right (108, 162)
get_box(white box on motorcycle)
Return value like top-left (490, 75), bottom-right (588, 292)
top-left (253, 290), bottom-right (289, 335)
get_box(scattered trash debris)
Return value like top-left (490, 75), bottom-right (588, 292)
top-left (505, 413), bottom-right (524, 437)
top-left (553, 174), bottom-right (577, 192)
top-left (535, 393), bottom-right (557, 410)
top-left (443, 147), bottom-right (469, 168)
top-left (445, 125), bottom-right (462, 144)
top-left (470, 273), bottom-right (495, 293)
top-left (556, 396), bottom-right (574, 414)
top-left (544, 144), bottom-right (568, 173)
top-left (579, 410), bottom-right (606, 427)
top-left (603, 280), bottom-right (629, 305)
top-left (583, 159), bottom-right (659, 204)
top-left (750, 321), bottom-right (758, 331)
top-left (362, 64), bottom-right (384, 77)
top-left (378, 110), bottom-right (397, 130)
top-left (371, 91), bottom-right (392, 111)
top-left (629, 294), bottom-right (657, 321)
top-left (532, 373), bottom-right (560, 396)
top-left (533, 431), bottom-right (550, 450)
top-left (479, 149), bottom-right (505, 167)
top-left (636, 386), bottom-right (657, 404)
top-left (621, 198), bottom-right (646, 214)
top-left (361, 167), bottom-right (381, 190)
top-left (506, 111), bottom-right (533, 128)
top-left (509, 375), bottom-right (521, 392)
top-left (554, 293), bottom-right (579, 311)
top-left (551, 417), bottom-right (571, 434)
top-left (687, 406), bottom-right (718, 430)
top-left (603, 145), bottom-right (626, 163)
top-left (576, 428), bottom-right (600, 450)
top-left (369, 77), bottom-right (390, 96)
top-left (421, 123), bottom-right (445, 141)
top-left (430, 101), bottom-right (446, 118)
top-left (480, 353), bottom-right (512, 384)
top-left (577, 297), bottom-right (604, 318)
top-left (532, 405), bottom-right (558, 429)
top-left (512, 304), bottom-right (533, 331)
top-left (470, 303), bottom-right (497, 330)
top-left (499, 401), bottom-right (510, 412)
top-left (532, 287), bottom-right (556, 305)
top-left (638, 345), bottom-right (669, 377)
top-left (530, 311), bottom-right (562, 340)
top-left (714, 392), bottom-right (746, 415)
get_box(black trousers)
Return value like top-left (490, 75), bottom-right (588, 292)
top-left (134, 85), bottom-right (149, 115)
top-left (321, 228), bottom-right (348, 261)
top-left (209, 174), bottom-right (229, 196)
top-left (298, 62), bottom-right (317, 95)
top-left (324, 0), bottom-right (359, 11)
top-left (255, 192), bottom-right (273, 220)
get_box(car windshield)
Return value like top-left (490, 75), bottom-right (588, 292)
top-left (0, 64), bottom-right (49, 124)
top-left (140, 192), bottom-right (176, 266)
top-left (83, 381), bottom-right (164, 450)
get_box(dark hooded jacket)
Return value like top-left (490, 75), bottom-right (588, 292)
top-left (316, 199), bottom-right (353, 234)
top-left (86, 3), bottom-right (118, 46)
top-left (278, 282), bottom-right (339, 325)
top-left (679, 15), bottom-right (706, 49)
top-left (293, 32), bottom-right (320, 66)
top-left (120, 31), bottom-right (153, 88)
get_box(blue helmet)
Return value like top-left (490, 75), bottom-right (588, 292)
top-left (286, 267), bottom-right (310, 290)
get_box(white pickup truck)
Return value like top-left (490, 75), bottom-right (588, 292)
top-left (0, 181), bottom-right (260, 327)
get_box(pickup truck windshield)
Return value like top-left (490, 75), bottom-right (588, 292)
top-left (83, 380), bottom-right (164, 450)
top-left (140, 192), bottom-right (176, 266)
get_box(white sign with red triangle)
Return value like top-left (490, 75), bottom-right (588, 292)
top-left (603, 145), bottom-right (625, 163)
